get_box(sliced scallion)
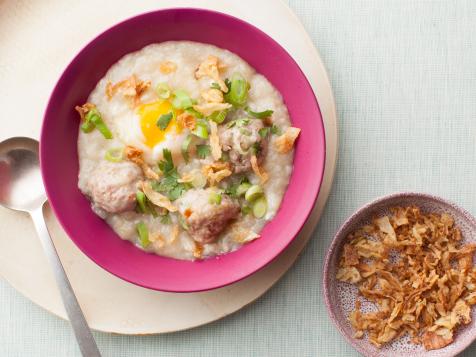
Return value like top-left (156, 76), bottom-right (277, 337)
top-left (252, 197), bottom-right (267, 218)
top-left (172, 89), bottom-right (193, 109)
top-left (236, 182), bottom-right (252, 197)
top-left (156, 82), bottom-right (171, 99)
top-left (87, 110), bottom-right (113, 139)
top-left (245, 107), bottom-right (274, 119)
top-left (245, 185), bottom-right (264, 202)
top-left (209, 192), bottom-right (222, 205)
top-left (136, 191), bottom-right (148, 213)
top-left (136, 222), bottom-right (150, 247)
top-left (224, 73), bottom-right (249, 107)
top-left (104, 147), bottom-right (123, 163)
top-left (181, 134), bottom-right (193, 162)
top-left (192, 122), bottom-right (209, 139)
top-left (209, 109), bottom-right (228, 124)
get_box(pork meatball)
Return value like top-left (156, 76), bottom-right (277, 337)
top-left (219, 118), bottom-right (268, 173)
top-left (176, 188), bottom-right (240, 244)
top-left (86, 161), bottom-right (142, 213)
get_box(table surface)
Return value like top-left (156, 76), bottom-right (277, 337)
top-left (1, 0), bottom-right (476, 356)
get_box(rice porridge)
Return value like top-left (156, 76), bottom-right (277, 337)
top-left (76, 41), bottom-right (300, 260)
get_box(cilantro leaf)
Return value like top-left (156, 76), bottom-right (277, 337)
top-left (158, 148), bottom-right (174, 173)
top-left (271, 124), bottom-right (282, 135)
top-left (196, 144), bottom-right (211, 159)
top-left (156, 112), bottom-right (173, 130)
top-left (251, 142), bottom-right (262, 156)
top-left (160, 213), bottom-right (171, 225)
top-left (259, 127), bottom-right (271, 138)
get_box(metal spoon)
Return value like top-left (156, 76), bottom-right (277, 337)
top-left (0, 137), bottom-right (101, 357)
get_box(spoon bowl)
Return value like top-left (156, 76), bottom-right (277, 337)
top-left (0, 136), bottom-right (100, 357)
top-left (0, 137), bottom-right (46, 212)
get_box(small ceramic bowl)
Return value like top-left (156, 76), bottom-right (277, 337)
top-left (323, 192), bottom-right (476, 357)
top-left (40, 8), bottom-right (326, 292)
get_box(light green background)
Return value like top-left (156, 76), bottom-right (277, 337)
top-left (2, 0), bottom-right (476, 356)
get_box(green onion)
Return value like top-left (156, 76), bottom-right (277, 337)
top-left (245, 185), bottom-right (264, 202)
top-left (236, 182), bottom-right (252, 197)
top-left (209, 192), bottom-right (222, 205)
top-left (224, 73), bottom-right (249, 107)
top-left (172, 89), bottom-right (193, 109)
top-left (241, 205), bottom-right (251, 215)
top-left (181, 134), bottom-right (193, 162)
top-left (156, 112), bottom-right (173, 130)
top-left (80, 120), bottom-right (95, 133)
top-left (136, 191), bottom-right (148, 213)
top-left (185, 107), bottom-right (204, 119)
top-left (245, 107), bottom-right (274, 119)
top-left (191, 171), bottom-right (207, 188)
top-left (155, 83), bottom-right (171, 99)
top-left (104, 148), bottom-right (123, 162)
top-left (86, 110), bottom-right (112, 139)
top-left (210, 82), bottom-right (221, 90)
top-left (136, 222), bottom-right (150, 248)
top-left (252, 197), bottom-right (267, 218)
top-left (192, 122), bottom-right (209, 139)
top-left (209, 110), bottom-right (228, 124)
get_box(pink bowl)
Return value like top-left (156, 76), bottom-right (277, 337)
top-left (40, 8), bottom-right (326, 292)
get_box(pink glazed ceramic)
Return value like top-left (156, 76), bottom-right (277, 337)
top-left (40, 8), bottom-right (326, 292)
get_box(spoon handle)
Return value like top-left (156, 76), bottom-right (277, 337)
top-left (30, 205), bottom-right (101, 357)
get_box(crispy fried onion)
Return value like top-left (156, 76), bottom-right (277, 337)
top-left (250, 155), bottom-right (269, 183)
top-left (123, 145), bottom-right (160, 180)
top-left (74, 102), bottom-right (96, 120)
top-left (201, 161), bottom-right (232, 186)
top-left (336, 206), bottom-right (476, 350)
top-left (141, 181), bottom-right (177, 212)
top-left (201, 88), bottom-right (224, 103)
top-left (194, 55), bottom-right (228, 92)
top-left (176, 112), bottom-right (196, 130)
top-left (192, 102), bottom-right (232, 117)
top-left (274, 127), bottom-right (301, 154)
top-left (105, 75), bottom-right (151, 107)
top-left (209, 121), bottom-right (222, 161)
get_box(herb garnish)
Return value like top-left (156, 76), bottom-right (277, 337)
top-left (245, 107), bottom-right (274, 119)
top-left (153, 149), bottom-right (189, 201)
top-left (196, 144), bottom-right (211, 159)
top-left (156, 112), bottom-right (173, 130)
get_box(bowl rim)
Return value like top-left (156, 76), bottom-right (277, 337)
top-left (322, 191), bottom-right (476, 357)
top-left (40, 7), bottom-right (326, 292)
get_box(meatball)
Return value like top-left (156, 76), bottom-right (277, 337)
top-left (176, 188), bottom-right (240, 244)
top-left (86, 161), bottom-right (142, 213)
top-left (219, 118), bottom-right (268, 173)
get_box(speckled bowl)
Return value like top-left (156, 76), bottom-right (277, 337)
top-left (323, 192), bottom-right (476, 357)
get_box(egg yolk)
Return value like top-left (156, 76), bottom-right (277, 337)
top-left (137, 100), bottom-right (182, 147)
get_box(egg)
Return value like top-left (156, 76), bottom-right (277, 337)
top-left (115, 99), bottom-right (189, 164)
